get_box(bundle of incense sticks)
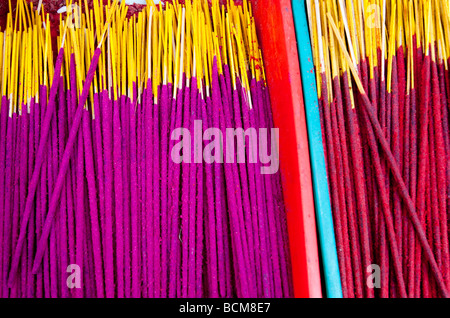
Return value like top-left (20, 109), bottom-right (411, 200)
top-left (307, 0), bottom-right (450, 298)
top-left (0, 0), bottom-right (293, 298)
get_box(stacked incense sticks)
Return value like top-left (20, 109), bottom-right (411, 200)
top-left (307, 0), bottom-right (450, 298)
top-left (0, 0), bottom-right (292, 298)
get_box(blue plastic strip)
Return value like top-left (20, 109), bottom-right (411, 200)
top-left (291, 0), bottom-right (343, 298)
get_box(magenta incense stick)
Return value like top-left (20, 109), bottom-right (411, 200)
top-left (187, 80), bottom-right (197, 298)
top-left (75, 109), bottom-right (85, 299)
top-left (202, 90), bottom-right (218, 298)
top-left (144, 78), bottom-right (153, 298)
top-left (130, 84), bottom-right (140, 298)
top-left (160, 82), bottom-right (170, 298)
top-left (113, 96), bottom-right (124, 298)
top-left (168, 76), bottom-right (184, 297)
top-left (39, 91), bottom-right (50, 299)
top-left (195, 92), bottom-right (204, 298)
top-left (152, 84), bottom-right (161, 298)
top-left (82, 104), bottom-right (105, 298)
top-left (34, 93), bottom-right (43, 298)
top-left (11, 112), bottom-right (20, 298)
top-left (28, 98), bottom-right (38, 298)
top-left (57, 77), bottom-right (69, 298)
top-left (101, 88), bottom-right (115, 298)
top-left (18, 103), bottom-right (29, 296)
top-left (92, 90), bottom-right (107, 295)
top-left (67, 55), bottom-right (78, 298)
top-left (121, 93), bottom-right (131, 299)
top-left (0, 96), bottom-right (8, 297)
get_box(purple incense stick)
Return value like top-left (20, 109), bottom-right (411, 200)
top-left (202, 90), bottom-right (218, 297)
top-left (121, 92), bottom-right (131, 298)
top-left (49, 99), bottom-right (59, 298)
top-left (57, 77), bottom-right (69, 298)
top-left (152, 85), bottom-right (161, 298)
top-left (18, 104), bottom-right (29, 296)
top-left (142, 83), bottom-right (148, 285)
top-left (113, 95), bottom-right (124, 298)
top-left (168, 77), bottom-right (184, 297)
top-left (67, 55), bottom-right (78, 298)
top-left (82, 104), bottom-right (105, 298)
top-left (38, 91), bottom-right (50, 299)
top-left (228, 73), bottom-right (257, 297)
top-left (144, 78), bottom-right (153, 298)
top-left (137, 86), bottom-right (144, 297)
top-left (101, 88), bottom-right (115, 298)
top-left (11, 112), bottom-right (20, 298)
top-left (130, 82), bottom-right (140, 298)
top-left (195, 93), bottom-right (204, 298)
top-left (160, 82), bottom-right (170, 298)
top-left (34, 93), bottom-right (43, 298)
top-left (0, 96), bottom-right (8, 297)
top-left (122, 92), bottom-right (131, 298)
top-left (75, 110), bottom-right (85, 298)
top-left (26, 97), bottom-right (36, 298)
